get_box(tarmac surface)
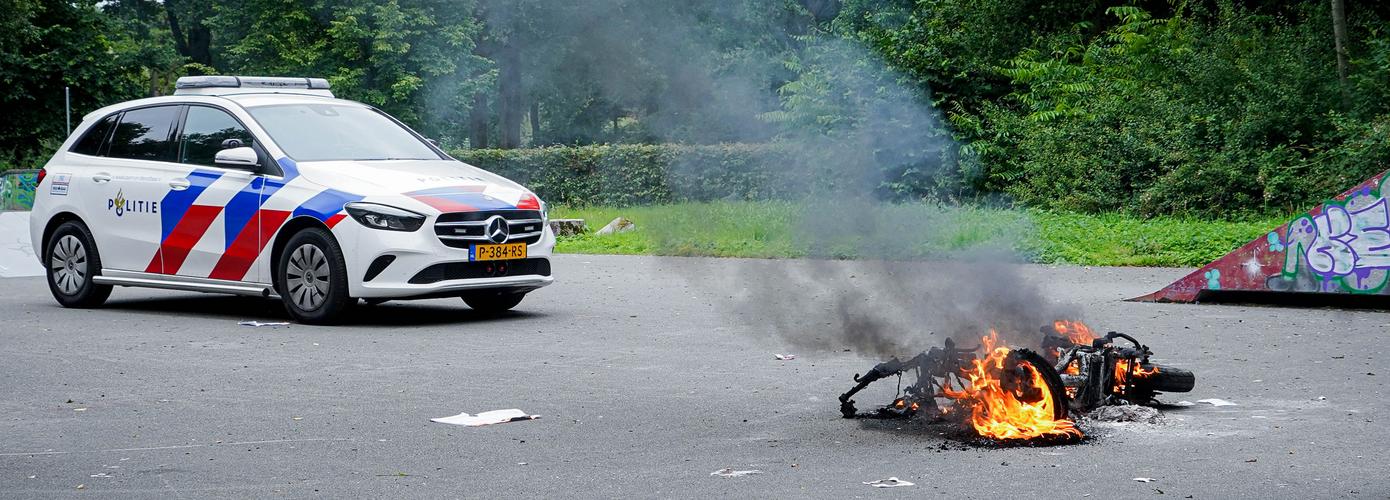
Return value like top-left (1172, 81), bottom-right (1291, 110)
top-left (0, 254), bottom-right (1386, 498)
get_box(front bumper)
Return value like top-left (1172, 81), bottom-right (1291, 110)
top-left (332, 215), bottom-right (556, 299)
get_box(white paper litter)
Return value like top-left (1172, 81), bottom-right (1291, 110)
top-left (711, 468), bottom-right (762, 477)
top-left (238, 321), bottom-right (289, 327)
top-left (1171, 401), bottom-right (1196, 407)
top-left (1133, 477), bottom-right (1156, 483)
top-left (773, 354), bottom-right (796, 361)
top-left (864, 477), bottom-right (914, 488)
top-left (430, 409), bottom-right (540, 426)
top-left (1196, 398), bottom-right (1237, 407)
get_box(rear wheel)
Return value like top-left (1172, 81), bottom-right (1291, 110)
top-left (1144, 364), bottom-right (1195, 393)
top-left (276, 227), bottom-right (352, 324)
top-left (462, 290), bottom-right (526, 314)
top-left (45, 221), bottom-right (112, 308)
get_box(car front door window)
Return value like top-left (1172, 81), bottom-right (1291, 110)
top-left (180, 106), bottom-right (258, 169)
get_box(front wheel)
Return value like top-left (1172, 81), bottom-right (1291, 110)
top-left (461, 290), bottom-right (526, 314)
top-left (276, 227), bottom-right (352, 324)
top-left (45, 221), bottom-right (112, 308)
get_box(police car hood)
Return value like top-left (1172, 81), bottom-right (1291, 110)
top-left (295, 159), bottom-right (540, 214)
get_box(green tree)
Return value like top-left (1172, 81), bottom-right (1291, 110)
top-left (208, 0), bottom-right (486, 143)
top-left (103, 0), bottom-right (199, 96)
top-left (0, 0), bottom-right (145, 170)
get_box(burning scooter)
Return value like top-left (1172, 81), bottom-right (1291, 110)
top-left (837, 321), bottom-right (1194, 442)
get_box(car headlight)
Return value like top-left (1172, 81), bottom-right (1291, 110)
top-left (344, 202), bottom-right (426, 232)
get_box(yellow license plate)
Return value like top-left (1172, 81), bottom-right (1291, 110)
top-left (471, 242), bottom-right (527, 261)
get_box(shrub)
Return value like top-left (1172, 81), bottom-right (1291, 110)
top-left (453, 143), bottom-right (823, 206)
top-left (973, 4), bottom-right (1385, 217)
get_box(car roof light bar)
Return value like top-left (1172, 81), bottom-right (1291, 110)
top-left (173, 76), bottom-right (333, 97)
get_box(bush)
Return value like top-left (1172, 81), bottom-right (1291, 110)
top-left (453, 143), bottom-right (821, 206)
top-left (969, 4), bottom-right (1390, 217)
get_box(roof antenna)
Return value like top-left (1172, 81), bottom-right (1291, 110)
top-left (65, 86), bottom-right (71, 135)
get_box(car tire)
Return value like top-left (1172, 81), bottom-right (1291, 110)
top-left (45, 221), bottom-right (113, 308)
top-left (1144, 364), bottom-right (1196, 393)
top-left (276, 227), bottom-right (352, 325)
top-left (462, 290), bottom-right (526, 314)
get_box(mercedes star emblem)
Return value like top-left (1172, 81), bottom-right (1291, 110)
top-left (485, 216), bottom-right (510, 244)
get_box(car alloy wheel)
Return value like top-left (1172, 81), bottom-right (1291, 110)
top-left (276, 226), bottom-right (352, 324)
top-left (286, 243), bottom-right (330, 311)
top-left (45, 220), bottom-right (112, 308)
top-left (50, 234), bottom-right (88, 295)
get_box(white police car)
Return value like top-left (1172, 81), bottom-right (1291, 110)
top-left (30, 76), bottom-right (554, 324)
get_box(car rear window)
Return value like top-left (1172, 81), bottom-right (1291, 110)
top-left (71, 114), bottom-right (116, 156)
top-left (108, 106), bottom-right (181, 162)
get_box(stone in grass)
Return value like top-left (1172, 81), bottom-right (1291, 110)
top-left (595, 217), bottom-right (636, 235)
top-left (1088, 404), bottom-right (1162, 424)
top-left (548, 219), bottom-right (587, 237)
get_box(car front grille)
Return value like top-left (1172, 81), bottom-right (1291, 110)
top-left (434, 210), bottom-right (544, 248)
top-left (408, 258), bottom-right (552, 284)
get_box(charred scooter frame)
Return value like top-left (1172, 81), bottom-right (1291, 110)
top-left (1044, 329), bottom-right (1196, 411)
top-left (838, 327), bottom-right (1194, 419)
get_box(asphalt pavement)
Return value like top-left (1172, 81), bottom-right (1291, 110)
top-left (0, 255), bottom-right (1385, 498)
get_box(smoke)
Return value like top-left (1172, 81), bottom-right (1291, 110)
top-left (696, 214), bottom-right (1080, 359)
top-left (479, 0), bottom-right (1081, 357)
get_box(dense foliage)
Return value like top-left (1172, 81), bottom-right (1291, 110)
top-left (456, 144), bottom-right (813, 206)
top-left (4, 0), bottom-right (1389, 217)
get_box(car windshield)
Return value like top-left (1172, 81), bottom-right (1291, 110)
top-left (246, 103), bottom-right (441, 162)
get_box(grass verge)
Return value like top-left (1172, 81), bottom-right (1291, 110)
top-left (552, 202), bottom-right (1287, 267)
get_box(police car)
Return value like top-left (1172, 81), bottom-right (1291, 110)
top-left (30, 76), bottom-right (554, 324)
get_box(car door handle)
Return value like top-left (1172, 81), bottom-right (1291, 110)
top-left (92, 173), bottom-right (112, 183)
top-left (169, 179), bottom-right (191, 191)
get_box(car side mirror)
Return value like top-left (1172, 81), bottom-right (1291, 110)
top-left (215, 147), bottom-right (260, 170)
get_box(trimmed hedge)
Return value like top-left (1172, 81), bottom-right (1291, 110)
top-left (452, 143), bottom-right (827, 207)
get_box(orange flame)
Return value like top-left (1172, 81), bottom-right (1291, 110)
top-left (1053, 320), bottom-right (1096, 345)
top-left (1061, 360), bottom-right (1081, 399)
top-left (1112, 358), bottom-right (1160, 394)
top-left (944, 331), bottom-right (1083, 440)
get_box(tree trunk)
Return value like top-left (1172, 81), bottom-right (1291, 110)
top-left (529, 100), bottom-right (540, 145)
top-left (186, 25), bottom-right (213, 68)
top-left (164, 0), bottom-right (214, 69)
top-left (469, 92), bottom-right (489, 149)
top-left (497, 40), bottom-right (523, 149)
top-left (165, 0), bottom-right (190, 59)
top-left (1331, 0), bottom-right (1350, 105)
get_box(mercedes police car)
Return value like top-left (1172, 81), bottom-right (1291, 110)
top-left (30, 76), bottom-right (554, 324)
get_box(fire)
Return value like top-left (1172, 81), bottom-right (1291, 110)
top-left (1053, 320), bottom-right (1096, 345)
top-left (1061, 360), bottom-right (1081, 398)
top-left (944, 331), bottom-right (1083, 440)
top-left (1112, 358), bottom-right (1160, 394)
